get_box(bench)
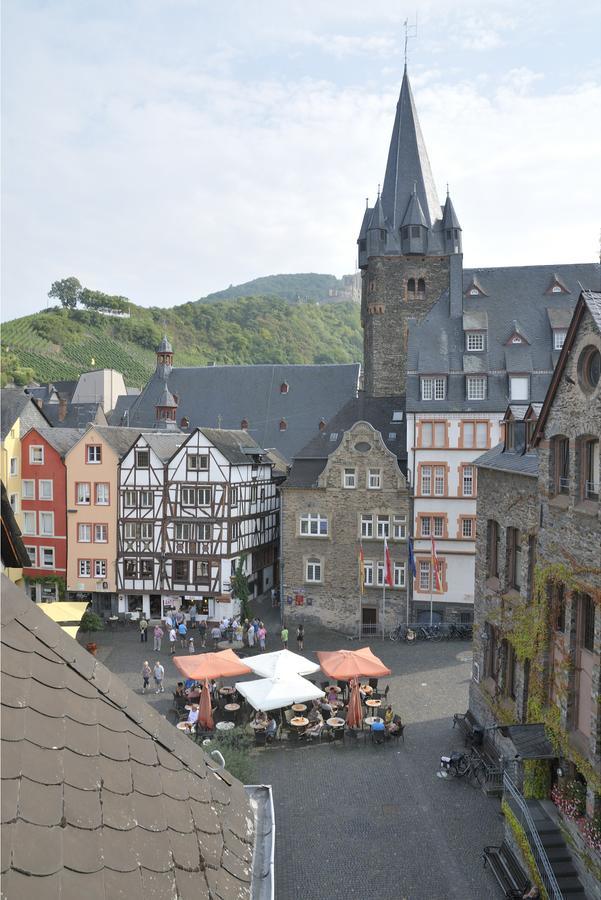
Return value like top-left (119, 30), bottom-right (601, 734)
top-left (452, 709), bottom-right (482, 746)
top-left (483, 841), bottom-right (531, 898)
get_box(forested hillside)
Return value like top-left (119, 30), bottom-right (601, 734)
top-left (202, 273), bottom-right (342, 303)
top-left (2, 280), bottom-right (362, 388)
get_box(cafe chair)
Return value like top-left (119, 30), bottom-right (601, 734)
top-left (254, 730), bottom-right (267, 747)
top-left (368, 678), bottom-right (379, 690)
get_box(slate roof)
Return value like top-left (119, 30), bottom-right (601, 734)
top-left (199, 428), bottom-right (264, 465)
top-left (142, 432), bottom-right (186, 462)
top-left (284, 394), bottom-right (407, 488)
top-left (1, 390), bottom-right (43, 441)
top-left (42, 402), bottom-right (108, 430)
top-left (25, 427), bottom-right (83, 457)
top-left (89, 426), bottom-right (144, 458)
top-left (583, 288), bottom-right (601, 330)
top-left (0, 575), bottom-right (254, 899)
top-left (406, 263), bottom-right (601, 412)
top-left (110, 364), bottom-right (360, 463)
top-left (474, 442), bottom-right (538, 477)
top-left (499, 724), bottom-right (555, 760)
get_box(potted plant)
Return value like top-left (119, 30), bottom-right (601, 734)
top-left (79, 610), bottom-right (104, 655)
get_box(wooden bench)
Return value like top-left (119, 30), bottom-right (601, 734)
top-left (483, 841), bottom-right (531, 898)
top-left (452, 709), bottom-right (481, 745)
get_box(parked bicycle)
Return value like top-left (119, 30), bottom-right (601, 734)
top-left (389, 624), bottom-right (417, 642)
top-left (436, 747), bottom-right (486, 786)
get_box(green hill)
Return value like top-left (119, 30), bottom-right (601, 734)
top-left (202, 273), bottom-right (342, 303)
top-left (1, 275), bottom-right (362, 388)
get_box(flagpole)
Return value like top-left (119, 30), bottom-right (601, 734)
top-left (430, 536), bottom-right (434, 626)
top-left (382, 582), bottom-right (386, 640)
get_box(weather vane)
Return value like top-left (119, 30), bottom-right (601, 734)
top-left (403, 16), bottom-right (418, 67)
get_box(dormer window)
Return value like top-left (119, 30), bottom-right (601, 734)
top-left (391, 410), bottom-right (403, 422)
top-left (279, 419), bottom-right (287, 431)
top-left (512, 336), bottom-right (522, 344)
top-left (509, 376), bottom-right (529, 402)
top-left (469, 288), bottom-right (479, 296)
top-left (466, 332), bottom-right (485, 352)
top-left (505, 421), bottom-right (515, 451)
top-left (552, 286), bottom-right (562, 293)
top-left (240, 418), bottom-right (248, 430)
top-left (466, 376), bottom-right (487, 401)
top-left (280, 382), bottom-right (289, 394)
top-left (421, 377), bottom-right (446, 401)
top-left (553, 329), bottom-right (567, 351)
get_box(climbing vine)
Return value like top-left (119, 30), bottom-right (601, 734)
top-left (502, 799), bottom-right (548, 899)
top-left (25, 574), bottom-right (66, 599)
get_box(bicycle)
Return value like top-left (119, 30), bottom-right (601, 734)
top-left (389, 624), bottom-right (416, 642)
top-left (415, 624), bottom-right (443, 642)
top-left (436, 747), bottom-right (486, 786)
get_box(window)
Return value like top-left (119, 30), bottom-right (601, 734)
top-left (368, 469), bottom-right (381, 489)
top-left (463, 421), bottom-right (488, 449)
top-left (139, 559), bottom-right (152, 578)
top-left (580, 594), bottom-right (595, 652)
top-left (417, 560), bottom-right (445, 593)
top-left (461, 518), bottom-right (474, 539)
top-left (363, 560), bottom-right (373, 586)
top-left (141, 522), bottom-right (152, 540)
top-left (231, 522), bottom-right (239, 541)
top-left (421, 466), bottom-right (432, 495)
top-left (419, 562), bottom-right (430, 591)
top-left (434, 466), bottom-right (445, 496)
top-left (361, 515), bottom-right (373, 539)
top-left (280, 382), bottom-right (289, 394)
top-left (551, 285), bottom-right (562, 293)
top-left (343, 468), bottom-right (356, 488)
top-left (300, 513), bottom-right (328, 536)
top-left (230, 486), bottom-right (238, 506)
top-left (195, 560), bottom-right (210, 580)
top-left (417, 278), bottom-right (425, 295)
top-left (25, 546), bottom-right (36, 566)
top-left (504, 642), bottom-right (517, 700)
top-left (124, 559), bottom-right (136, 577)
top-left (175, 522), bottom-right (193, 540)
top-left (197, 487), bottom-right (211, 506)
top-left (421, 422), bottom-right (446, 448)
top-left (173, 560), bottom-right (189, 581)
top-left (23, 512), bottom-right (35, 535)
top-left (181, 487), bottom-right (195, 506)
top-left (506, 527), bottom-right (522, 590)
top-left (124, 522), bottom-right (138, 540)
top-left (9, 494), bottom-right (18, 513)
top-left (421, 517), bottom-right (431, 537)
top-left (39, 480), bottom-right (53, 500)
top-left (420, 516), bottom-right (444, 538)
top-left (9, 457), bottom-right (18, 476)
top-left (376, 561), bottom-right (386, 586)
top-left (466, 332), bottom-right (484, 351)
top-left (94, 524), bottom-right (108, 543)
top-left (407, 278), bottom-right (415, 294)
top-left (188, 454), bottom-right (209, 470)
top-left (411, 226), bottom-right (421, 238)
top-left (509, 376), bottom-right (529, 401)
top-left (461, 465), bottom-right (475, 497)
top-left (581, 438), bottom-right (599, 501)
top-left (376, 516), bottom-right (389, 539)
top-left (124, 490), bottom-right (137, 508)
top-left (135, 449), bottom-right (150, 468)
top-left (306, 558), bottom-right (322, 583)
top-left (94, 560), bottom-right (107, 578)
top-left (421, 377), bottom-right (446, 401)
top-left (30, 446), bottom-right (44, 464)
top-left (78, 523), bottom-right (92, 542)
top-left (433, 516), bottom-right (444, 537)
top-left (39, 512), bottom-right (54, 536)
top-left (578, 346), bottom-right (601, 392)
top-left (392, 410), bottom-right (403, 422)
top-left (79, 560), bottom-right (91, 578)
top-left (554, 437), bottom-right (570, 494)
top-left (198, 522), bottom-right (211, 541)
top-left (394, 563), bottom-right (406, 588)
top-left (22, 480), bottom-right (34, 499)
top-left (466, 376), bottom-right (487, 400)
top-left (279, 419), bottom-right (287, 431)
top-left (251, 484), bottom-right (258, 503)
top-left (139, 491), bottom-right (152, 508)
top-left (486, 520), bottom-right (499, 578)
top-left (95, 483), bottom-right (109, 505)
top-left (553, 329), bottom-right (567, 351)
top-left (392, 515), bottom-right (406, 540)
top-left (469, 288), bottom-right (479, 296)
top-left (77, 483), bottom-right (91, 505)
top-left (86, 445), bottom-right (102, 464)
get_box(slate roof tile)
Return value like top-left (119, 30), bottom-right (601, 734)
top-left (2, 671), bottom-right (31, 709)
top-left (30, 653), bottom-right (68, 689)
top-left (156, 743), bottom-right (184, 772)
top-left (98, 726), bottom-right (129, 761)
top-left (63, 824), bottom-right (103, 873)
top-left (103, 867), bottom-right (144, 900)
top-left (99, 757), bottom-right (133, 795)
top-left (100, 788), bottom-right (137, 831)
top-left (0, 643), bottom-right (33, 678)
top-left (222, 827), bottom-right (253, 865)
top-left (14, 820), bottom-right (62, 875)
top-left (24, 707), bottom-right (65, 748)
top-left (0, 821), bottom-right (14, 872)
top-left (205, 865), bottom-right (249, 900)
top-left (21, 741), bottom-right (63, 785)
top-left (134, 828), bottom-right (174, 873)
top-left (199, 829), bottom-right (224, 869)
top-left (18, 777), bottom-right (63, 826)
top-left (64, 784), bottom-right (103, 829)
top-left (62, 868), bottom-right (106, 900)
top-left (221, 846), bottom-right (252, 882)
top-left (133, 791), bottom-right (168, 832)
top-left (170, 829), bottom-right (202, 870)
top-left (191, 799), bottom-right (221, 834)
top-left (65, 719), bottom-right (100, 757)
top-left (1, 740), bottom-right (23, 778)
top-left (175, 867), bottom-right (211, 900)
top-left (161, 767), bottom-right (192, 801)
top-left (2, 869), bottom-right (62, 900)
top-left (63, 750), bottom-right (102, 791)
top-left (1, 778), bottom-right (19, 823)
top-left (97, 699), bottom-right (129, 732)
top-left (102, 826), bottom-right (140, 872)
top-left (2, 704), bottom-right (26, 742)
top-left (184, 770), bottom-right (211, 803)
top-left (128, 732), bottom-right (159, 766)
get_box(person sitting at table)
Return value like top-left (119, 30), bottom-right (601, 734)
top-left (265, 717), bottom-right (278, 742)
top-left (175, 682), bottom-right (186, 697)
top-left (326, 687), bottom-right (338, 705)
top-left (186, 704), bottom-right (199, 729)
top-left (387, 714), bottom-right (403, 735)
top-left (370, 717), bottom-right (386, 741)
top-left (384, 705), bottom-right (394, 726)
top-left (319, 699), bottom-right (334, 718)
top-left (251, 711), bottom-right (268, 729)
top-left (308, 705), bottom-right (323, 724)
top-left (304, 717), bottom-right (324, 740)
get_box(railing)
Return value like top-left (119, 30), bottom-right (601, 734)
top-left (585, 480), bottom-right (599, 500)
top-left (503, 772), bottom-right (563, 900)
top-left (558, 476), bottom-right (569, 494)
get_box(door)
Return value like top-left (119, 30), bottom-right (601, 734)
top-left (149, 594), bottom-right (162, 618)
top-left (575, 594), bottom-right (595, 737)
top-left (362, 607), bottom-right (377, 636)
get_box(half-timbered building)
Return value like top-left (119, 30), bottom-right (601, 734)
top-left (117, 427), bottom-right (279, 620)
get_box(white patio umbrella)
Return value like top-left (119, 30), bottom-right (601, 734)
top-left (235, 673), bottom-right (325, 712)
top-left (244, 649), bottom-right (320, 679)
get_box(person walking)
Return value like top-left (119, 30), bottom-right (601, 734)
top-left (211, 624), bottom-right (221, 650)
top-left (141, 661), bottom-right (151, 693)
top-left (198, 619), bottom-right (207, 648)
top-left (153, 623), bottom-right (164, 652)
top-left (153, 660), bottom-right (165, 693)
top-left (188, 636), bottom-right (195, 654)
top-left (139, 615), bottom-right (148, 643)
top-left (169, 626), bottom-right (177, 655)
top-left (247, 620), bottom-right (255, 649)
top-left (296, 624), bottom-right (304, 651)
top-left (258, 622), bottom-right (266, 652)
top-left (280, 625), bottom-right (288, 649)
top-left (178, 620), bottom-right (188, 649)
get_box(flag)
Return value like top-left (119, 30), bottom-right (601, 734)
top-left (431, 537), bottom-right (442, 591)
top-left (408, 537), bottom-right (417, 579)
top-left (359, 544), bottom-right (365, 595)
top-left (384, 537), bottom-right (393, 587)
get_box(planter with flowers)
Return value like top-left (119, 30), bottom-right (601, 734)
top-left (551, 780), bottom-right (601, 883)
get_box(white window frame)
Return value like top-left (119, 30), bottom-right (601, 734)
top-left (343, 468), bottom-right (356, 489)
top-left (22, 480), bottom-right (35, 500)
top-left (9, 494), bottom-right (18, 513)
top-left (466, 332), bottom-right (485, 352)
top-left (39, 479), bottom-right (53, 501)
top-left (421, 377), bottom-right (446, 401)
top-left (95, 483), bottom-right (109, 505)
top-left (433, 516), bottom-right (444, 538)
top-left (181, 487), bottom-right (195, 506)
top-left (421, 466), bottom-right (432, 495)
top-left (392, 515), bottom-right (406, 540)
top-left (230, 486), bottom-right (238, 507)
top-left (231, 522), bottom-right (239, 541)
top-left (434, 466), bottom-right (445, 496)
top-left (188, 453), bottom-right (209, 471)
top-left (140, 522), bottom-right (152, 540)
top-left (421, 517), bottom-right (431, 537)
top-left (94, 524), bottom-right (108, 543)
top-left (509, 376), bottom-right (529, 401)
top-left (86, 445), bottom-right (102, 464)
top-left (376, 515), bottom-right (390, 539)
top-left (29, 445), bottom-right (44, 465)
top-left (419, 561), bottom-right (431, 591)
top-left (135, 449), bottom-right (150, 468)
top-left (25, 545), bottom-right (36, 566)
top-left (361, 515), bottom-right (373, 539)
top-left (363, 560), bottom-right (374, 586)
top-left (197, 487), bottom-right (211, 506)
top-left (139, 491), bottom-right (153, 508)
top-left (553, 329), bottom-right (567, 351)
top-left (124, 491), bottom-right (136, 508)
top-left (40, 546), bottom-right (55, 569)
top-left (461, 518), bottom-right (474, 539)
top-left (393, 563), bottom-right (406, 588)
top-left (462, 465), bottom-right (475, 497)
top-left (124, 522), bottom-right (138, 540)
top-left (376, 561), bottom-right (386, 586)
top-left (197, 522), bottom-right (211, 541)
top-left (23, 511), bottom-right (36, 535)
top-left (94, 559), bottom-right (107, 578)
top-left (306, 558), bottom-right (322, 583)
top-left (300, 513), bottom-right (328, 537)
top-left (466, 376), bottom-right (487, 401)
top-left (175, 522), bottom-right (193, 540)
top-left (77, 483), bottom-right (91, 505)
top-left (367, 468), bottom-right (381, 490)
top-left (78, 523), bottom-right (92, 543)
top-left (9, 457), bottom-right (18, 476)
top-left (79, 559), bottom-right (91, 578)
top-left (39, 511), bottom-right (54, 536)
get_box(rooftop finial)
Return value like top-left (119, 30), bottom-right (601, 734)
top-left (377, 183), bottom-right (381, 198)
top-left (403, 15), bottom-right (418, 69)
top-left (365, 197), bottom-right (369, 209)
top-left (446, 183), bottom-right (450, 197)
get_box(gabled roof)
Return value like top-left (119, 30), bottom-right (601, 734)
top-left (1, 389), bottom-right (50, 441)
top-left (24, 427), bottom-right (83, 457)
top-left (544, 273), bottom-right (570, 295)
top-left (0, 575), bottom-right (254, 899)
top-left (42, 402), bottom-right (107, 430)
top-left (140, 432), bottom-right (185, 462)
top-left (532, 289), bottom-right (601, 446)
top-left (83, 425), bottom-right (143, 458)
top-left (464, 276), bottom-right (487, 297)
top-left (505, 319), bottom-right (531, 345)
top-left (474, 442), bottom-right (538, 477)
top-left (199, 428), bottom-right (264, 465)
top-left (546, 307), bottom-right (573, 330)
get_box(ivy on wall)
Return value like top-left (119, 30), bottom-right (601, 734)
top-left (502, 798), bottom-right (548, 899)
top-left (25, 574), bottom-right (66, 599)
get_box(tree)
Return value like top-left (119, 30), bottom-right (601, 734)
top-left (231, 555), bottom-right (251, 621)
top-left (48, 277), bottom-right (82, 309)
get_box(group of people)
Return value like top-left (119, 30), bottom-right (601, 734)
top-left (141, 660), bottom-right (165, 693)
top-left (138, 612), bottom-right (199, 655)
top-left (250, 711), bottom-right (278, 740)
top-left (280, 623), bottom-right (304, 650)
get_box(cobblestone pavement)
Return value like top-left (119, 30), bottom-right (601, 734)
top-left (87, 597), bottom-right (503, 900)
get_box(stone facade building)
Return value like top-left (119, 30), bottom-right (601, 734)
top-left (470, 290), bottom-right (600, 886)
top-left (281, 401), bottom-right (409, 635)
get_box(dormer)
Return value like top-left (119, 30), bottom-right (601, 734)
top-left (547, 308), bottom-right (572, 352)
top-left (501, 406), bottom-right (527, 454)
top-left (280, 382), bottom-right (289, 394)
top-left (524, 403), bottom-right (542, 449)
top-left (504, 320), bottom-right (530, 346)
top-left (544, 273), bottom-right (570, 295)
top-left (464, 276), bottom-right (487, 298)
top-left (463, 311), bottom-right (488, 351)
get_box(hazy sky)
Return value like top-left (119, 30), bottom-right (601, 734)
top-left (2, 0), bottom-right (600, 320)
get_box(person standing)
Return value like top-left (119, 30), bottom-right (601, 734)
top-left (169, 626), bottom-right (177, 654)
top-left (247, 621), bottom-right (255, 649)
top-left (280, 625), bottom-right (288, 649)
top-left (141, 661), bottom-right (151, 693)
top-left (258, 622), bottom-right (267, 652)
top-left (188, 635), bottom-right (195, 654)
top-left (198, 619), bottom-right (207, 648)
top-left (178, 620), bottom-right (188, 649)
top-left (211, 623), bottom-right (221, 649)
top-left (139, 615), bottom-right (148, 643)
top-left (153, 660), bottom-right (165, 693)
top-left (153, 622), bottom-right (164, 652)
top-left (296, 624), bottom-right (304, 651)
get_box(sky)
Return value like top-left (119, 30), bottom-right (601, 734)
top-left (2, 0), bottom-right (600, 321)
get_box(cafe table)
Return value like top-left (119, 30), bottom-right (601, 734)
top-left (216, 720), bottom-right (235, 731)
top-left (219, 687), bottom-right (235, 696)
top-left (290, 716), bottom-right (309, 734)
top-left (326, 717), bottom-right (345, 728)
top-left (364, 716), bottom-right (383, 727)
top-left (360, 684), bottom-right (374, 696)
top-left (291, 703), bottom-right (307, 713)
top-left (365, 698), bottom-right (381, 710)
top-left (176, 721), bottom-right (194, 731)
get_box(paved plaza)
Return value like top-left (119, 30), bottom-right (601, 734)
top-left (88, 599), bottom-right (503, 900)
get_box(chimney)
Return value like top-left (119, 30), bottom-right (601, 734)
top-left (58, 397), bottom-right (68, 422)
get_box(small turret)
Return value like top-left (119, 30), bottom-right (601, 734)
top-left (400, 185), bottom-right (428, 254)
top-left (155, 385), bottom-right (178, 428)
top-left (441, 189), bottom-right (462, 254)
top-left (156, 335), bottom-right (173, 376)
top-left (367, 194), bottom-right (387, 257)
top-left (357, 198), bottom-right (372, 269)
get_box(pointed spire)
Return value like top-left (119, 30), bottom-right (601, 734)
top-left (380, 68), bottom-right (440, 231)
top-left (442, 192), bottom-right (461, 230)
top-left (368, 195), bottom-right (386, 230)
top-left (401, 184), bottom-right (427, 228)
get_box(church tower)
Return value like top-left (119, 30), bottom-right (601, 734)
top-left (359, 66), bottom-right (462, 396)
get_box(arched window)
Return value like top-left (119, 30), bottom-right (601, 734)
top-left (280, 382), bottom-right (289, 394)
top-left (279, 419), bottom-right (287, 431)
top-left (240, 418), bottom-right (248, 430)
top-left (417, 278), bottom-right (426, 295)
top-left (407, 278), bottom-right (416, 294)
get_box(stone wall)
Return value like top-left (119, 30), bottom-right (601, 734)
top-left (281, 421), bottom-right (410, 635)
top-left (362, 254), bottom-right (451, 396)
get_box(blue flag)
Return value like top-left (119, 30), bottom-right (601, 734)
top-left (408, 537), bottom-right (417, 579)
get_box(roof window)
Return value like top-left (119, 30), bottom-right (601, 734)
top-left (280, 382), bottom-right (289, 394)
top-left (391, 411), bottom-right (403, 422)
top-left (279, 419), bottom-right (287, 431)
top-left (329, 432), bottom-right (338, 441)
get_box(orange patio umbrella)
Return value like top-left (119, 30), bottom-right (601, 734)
top-left (346, 679), bottom-right (363, 729)
top-left (173, 648), bottom-right (252, 681)
top-left (316, 647), bottom-right (391, 681)
top-left (198, 679), bottom-right (214, 731)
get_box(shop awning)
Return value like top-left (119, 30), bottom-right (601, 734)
top-left (499, 724), bottom-right (556, 760)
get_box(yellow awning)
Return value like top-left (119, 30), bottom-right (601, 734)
top-left (39, 601), bottom-right (89, 624)
top-left (61, 625), bottom-right (82, 639)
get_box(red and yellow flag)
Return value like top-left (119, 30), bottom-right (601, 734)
top-left (384, 537), bottom-right (393, 588)
top-left (431, 537), bottom-right (442, 591)
top-left (359, 544), bottom-right (365, 594)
